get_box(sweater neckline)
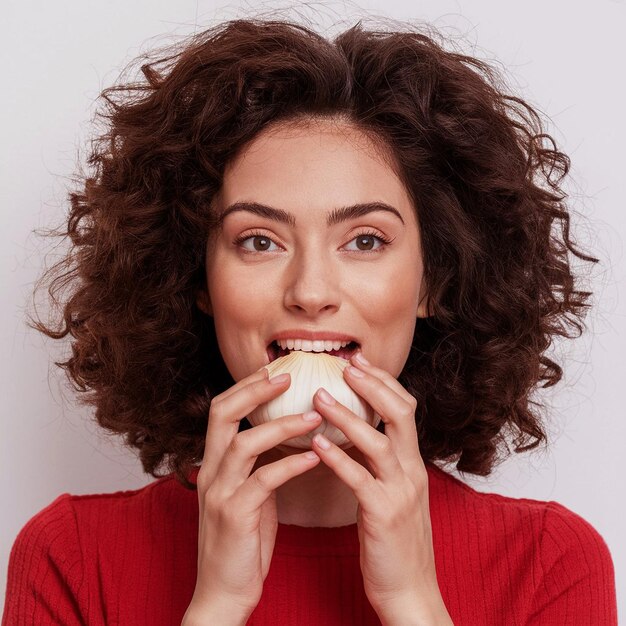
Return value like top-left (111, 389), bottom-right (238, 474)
top-left (274, 520), bottom-right (359, 556)
top-left (185, 462), bottom-right (449, 557)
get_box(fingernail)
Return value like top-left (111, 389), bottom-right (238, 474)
top-left (314, 433), bottom-right (331, 450)
top-left (354, 352), bottom-right (370, 366)
top-left (269, 373), bottom-right (290, 385)
top-left (346, 365), bottom-right (364, 378)
top-left (317, 388), bottom-right (335, 405)
top-left (303, 410), bottom-right (321, 421)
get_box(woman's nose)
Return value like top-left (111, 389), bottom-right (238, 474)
top-left (282, 252), bottom-right (341, 316)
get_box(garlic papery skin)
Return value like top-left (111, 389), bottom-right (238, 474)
top-left (248, 351), bottom-right (381, 449)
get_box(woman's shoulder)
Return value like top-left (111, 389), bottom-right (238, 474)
top-left (4, 475), bottom-right (200, 623)
top-left (426, 462), bottom-right (615, 577)
top-left (424, 467), bottom-right (617, 621)
top-left (427, 461), bottom-right (604, 528)
top-left (11, 473), bottom-right (197, 556)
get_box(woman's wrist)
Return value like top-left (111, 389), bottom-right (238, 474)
top-left (181, 598), bottom-right (251, 626)
top-left (375, 590), bottom-right (454, 626)
top-left (181, 610), bottom-right (248, 626)
top-left (379, 605), bottom-right (454, 626)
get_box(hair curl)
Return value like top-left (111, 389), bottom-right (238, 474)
top-left (31, 17), bottom-right (599, 489)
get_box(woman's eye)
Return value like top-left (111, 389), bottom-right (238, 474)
top-left (344, 233), bottom-right (390, 252)
top-left (234, 232), bottom-right (391, 254)
top-left (236, 234), bottom-right (280, 253)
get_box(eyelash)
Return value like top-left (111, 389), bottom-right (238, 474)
top-left (233, 230), bottom-right (394, 255)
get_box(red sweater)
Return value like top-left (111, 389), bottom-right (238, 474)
top-left (3, 463), bottom-right (617, 625)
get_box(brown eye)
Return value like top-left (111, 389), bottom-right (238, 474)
top-left (251, 236), bottom-right (272, 251)
top-left (355, 235), bottom-right (376, 251)
top-left (235, 233), bottom-right (280, 253)
top-left (344, 232), bottom-right (390, 253)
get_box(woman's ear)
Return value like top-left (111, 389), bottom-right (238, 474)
top-left (416, 279), bottom-right (431, 318)
top-left (417, 297), bottom-right (430, 319)
top-left (196, 288), bottom-right (213, 316)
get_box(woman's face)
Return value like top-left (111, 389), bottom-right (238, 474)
top-left (198, 117), bottom-right (428, 383)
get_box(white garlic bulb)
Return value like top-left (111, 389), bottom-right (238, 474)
top-left (248, 351), bottom-right (381, 449)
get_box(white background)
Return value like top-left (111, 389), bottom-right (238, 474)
top-left (2, 0), bottom-right (624, 617)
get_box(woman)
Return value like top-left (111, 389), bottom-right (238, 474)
top-left (3, 17), bottom-right (617, 626)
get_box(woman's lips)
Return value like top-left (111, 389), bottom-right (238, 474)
top-left (267, 341), bottom-right (359, 363)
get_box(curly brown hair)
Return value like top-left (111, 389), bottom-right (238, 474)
top-left (30, 17), bottom-right (599, 489)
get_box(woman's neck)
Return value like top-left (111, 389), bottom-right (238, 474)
top-left (252, 445), bottom-right (368, 527)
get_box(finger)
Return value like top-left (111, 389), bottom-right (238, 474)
top-left (350, 351), bottom-right (417, 408)
top-left (232, 450), bottom-right (321, 519)
top-left (216, 365), bottom-right (269, 404)
top-left (310, 431), bottom-right (381, 509)
top-left (313, 388), bottom-right (403, 483)
top-left (201, 372), bottom-right (292, 472)
top-left (214, 411), bottom-right (323, 495)
top-left (344, 362), bottom-right (424, 473)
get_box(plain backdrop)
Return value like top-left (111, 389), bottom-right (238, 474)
top-left (2, 0), bottom-right (624, 617)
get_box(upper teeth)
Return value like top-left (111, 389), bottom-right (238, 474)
top-left (276, 339), bottom-right (352, 352)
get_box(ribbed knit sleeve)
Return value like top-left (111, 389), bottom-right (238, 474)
top-left (526, 501), bottom-right (617, 625)
top-left (2, 494), bottom-right (89, 626)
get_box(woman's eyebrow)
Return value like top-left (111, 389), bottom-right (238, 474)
top-left (217, 201), bottom-right (405, 227)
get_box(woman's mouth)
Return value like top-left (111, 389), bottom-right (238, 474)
top-left (267, 340), bottom-right (360, 363)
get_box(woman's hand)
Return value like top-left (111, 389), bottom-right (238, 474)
top-left (183, 367), bottom-right (323, 624)
top-left (310, 352), bottom-right (453, 626)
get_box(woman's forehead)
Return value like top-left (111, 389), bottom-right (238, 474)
top-left (219, 120), bottom-right (411, 215)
